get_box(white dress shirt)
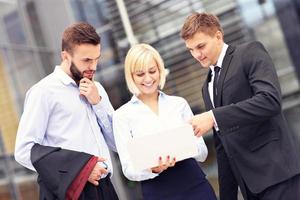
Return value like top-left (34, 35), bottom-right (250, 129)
top-left (113, 92), bottom-right (208, 181)
top-left (208, 43), bottom-right (229, 106)
top-left (15, 66), bottom-right (115, 175)
top-left (208, 43), bottom-right (228, 130)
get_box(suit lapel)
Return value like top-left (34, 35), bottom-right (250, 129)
top-left (202, 70), bottom-right (214, 110)
top-left (215, 45), bottom-right (235, 107)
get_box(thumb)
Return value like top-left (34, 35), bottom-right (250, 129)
top-left (97, 157), bottom-right (106, 162)
top-left (100, 167), bottom-right (108, 174)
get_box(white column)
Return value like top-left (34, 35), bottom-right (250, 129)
top-left (115, 0), bottom-right (138, 46)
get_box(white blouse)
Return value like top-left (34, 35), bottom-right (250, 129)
top-left (113, 92), bottom-right (208, 181)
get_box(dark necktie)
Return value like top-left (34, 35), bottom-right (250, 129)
top-left (213, 66), bottom-right (221, 107)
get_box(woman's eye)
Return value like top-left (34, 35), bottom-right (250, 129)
top-left (136, 73), bottom-right (144, 77)
top-left (149, 70), bottom-right (156, 74)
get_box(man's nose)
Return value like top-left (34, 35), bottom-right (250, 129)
top-left (88, 60), bottom-right (98, 70)
top-left (194, 50), bottom-right (202, 59)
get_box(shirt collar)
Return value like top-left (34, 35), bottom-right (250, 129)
top-left (54, 66), bottom-right (77, 86)
top-left (130, 91), bottom-right (165, 104)
top-left (209, 43), bottom-right (229, 71)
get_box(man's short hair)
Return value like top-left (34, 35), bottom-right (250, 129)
top-left (62, 22), bottom-right (100, 54)
top-left (180, 12), bottom-right (223, 40)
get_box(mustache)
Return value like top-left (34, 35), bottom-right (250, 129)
top-left (83, 70), bottom-right (95, 81)
top-left (70, 61), bottom-right (96, 84)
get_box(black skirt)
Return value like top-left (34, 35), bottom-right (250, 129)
top-left (141, 158), bottom-right (217, 200)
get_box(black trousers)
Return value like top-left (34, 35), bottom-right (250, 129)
top-left (245, 173), bottom-right (300, 200)
top-left (218, 147), bottom-right (300, 200)
top-left (214, 133), bottom-right (239, 200)
top-left (79, 175), bottom-right (119, 200)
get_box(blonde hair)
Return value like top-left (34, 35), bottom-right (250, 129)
top-left (124, 43), bottom-right (166, 95)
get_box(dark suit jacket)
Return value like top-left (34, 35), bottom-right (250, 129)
top-left (202, 41), bottom-right (300, 193)
top-left (31, 144), bottom-right (95, 200)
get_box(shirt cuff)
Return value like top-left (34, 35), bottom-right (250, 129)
top-left (209, 110), bottom-right (219, 132)
top-left (92, 97), bottom-right (106, 112)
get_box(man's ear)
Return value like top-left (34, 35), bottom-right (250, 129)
top-left (61, 51), bottom-right (72, 67)
top-left (215, 31), bottom-right (223, 41)
top-left (61, 51), bottom-right (68, 61)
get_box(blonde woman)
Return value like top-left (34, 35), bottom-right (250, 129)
top-left (113, 43), bottom-right (217, 200)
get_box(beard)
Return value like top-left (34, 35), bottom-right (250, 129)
top-left (70, 61), bottom-right (95, 85)
top-left (70, 61), bottom-right (83, 85)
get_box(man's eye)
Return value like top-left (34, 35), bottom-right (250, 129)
top-left (197, 45), bottom-right (204, 49)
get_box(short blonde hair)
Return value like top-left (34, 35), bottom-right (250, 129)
top-left (124, 43), bottom-right (166, 95)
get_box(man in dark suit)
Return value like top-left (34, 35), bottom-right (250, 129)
top-left (180, 12), bottom-right (300, 200)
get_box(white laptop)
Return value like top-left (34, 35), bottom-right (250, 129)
top-left (127, 124), bottom-right (198, 171)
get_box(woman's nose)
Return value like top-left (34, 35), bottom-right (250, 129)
top-left (144, 73), bottom-right (152, 81)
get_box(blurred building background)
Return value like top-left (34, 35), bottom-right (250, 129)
top-left (0, 0), bottom-right (300, 199)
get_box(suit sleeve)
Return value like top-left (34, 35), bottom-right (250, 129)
top-left (212, 42), bottom-right (282, 134)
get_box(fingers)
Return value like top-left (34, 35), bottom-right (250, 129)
top-left (79, 80), bottom-right (90, 95)
top-left (78, 78), bottom-right (100, 105)
top-left (165, 156), bottom-right (176, 168)
top-left (99, 167), bottom-right (108, 175)
top-left (190, 112), bottom-right (215, 137)
top-left (151, 157), bottom-right (163, 173)
top-left (79, 78), bottom-right (93, 91)
top-left (164, 155), bottom-right (170, 168)
top-left (158, 156), bottom-right (162, 166)
top-left (191, 117), bottom-right (202, 137)
top-left (152, 156), bottom-right (176, 173)
top-left (97, 157), bottom-right (106, 162)
top-left (169, 157), bottom-right (176, 167)
top-left (158, 156), bottom-right (168, 171)
top-left (79, 82), bottom-right (89, 88)
top-left (91, 180), bottom-right (99, 186)
top-left (80, 77), bottom-right (92, 84)
top-left (193, 125), bottom-right (202, 137)
top-left (88, 159), bottom-right (108, 186)
top-left (90, 169), bottom-right (106, 186)
top-left (88, 174), bottom-right (100, 186)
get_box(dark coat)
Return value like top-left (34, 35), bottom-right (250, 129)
top-left (202, 41), bottom-right (300, 193)
top-left (31, 144), bottom-right (92, 200)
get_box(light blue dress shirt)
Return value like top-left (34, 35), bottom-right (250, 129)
top-left (15, 66), bottom-right (116, 175)
top-left (113, 92), bottom-right (208, 181)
